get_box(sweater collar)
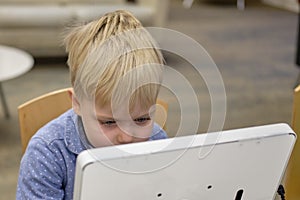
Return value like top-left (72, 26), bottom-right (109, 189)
top-left (64, 110), bottom-right (91, 155)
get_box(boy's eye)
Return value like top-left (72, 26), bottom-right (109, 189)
top-left (100, 120), bottom-right (116, 127)
top-left (134, 117), bottom-right (151, 125)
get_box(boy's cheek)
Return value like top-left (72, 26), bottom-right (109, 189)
top-left (131, 123), bottom-right (154, 141)
top-left (90, 133), bottom-right (115, 148)
top-left (81, 117), bottom-right (113, 147)
top-left (86, 126), bottom-right (116, 147)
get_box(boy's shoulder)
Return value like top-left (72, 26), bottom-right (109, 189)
top-left (29, 109), bottom-right (84, 155)
top-left (33, 109), bottom-right (75, 142)
top-left (150, 123), bottom-right (168, 140)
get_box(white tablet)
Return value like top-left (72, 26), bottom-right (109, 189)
top-left (73, 123), bottom-right (296, 200)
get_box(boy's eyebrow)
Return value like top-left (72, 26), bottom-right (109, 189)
top-left (132, 113), bottom-right (151, 119)
top-left (96, 112), bottom-right (152, 121)
top-left (96, 115), bottom-right (115, 121)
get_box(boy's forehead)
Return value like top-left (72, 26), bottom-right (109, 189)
top-left (94, 101), bottom-right (152, 118)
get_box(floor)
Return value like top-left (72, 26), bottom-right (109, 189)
top-left (0, 0), bottom-right (299, 199)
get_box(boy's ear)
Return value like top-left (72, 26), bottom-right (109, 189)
top-left (68, 89), bottom-right (81, 116)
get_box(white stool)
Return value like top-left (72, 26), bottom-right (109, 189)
top-left (0, 45), bottom-right (34, 118)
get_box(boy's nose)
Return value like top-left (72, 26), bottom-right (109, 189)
top-left (117, 129), bottom-right (134, 144)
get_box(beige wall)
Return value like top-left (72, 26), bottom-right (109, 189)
top-left (262, 0), bottom-right (299, 13)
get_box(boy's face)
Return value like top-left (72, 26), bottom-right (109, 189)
top-left (75, 95), bottom-right (155, 148)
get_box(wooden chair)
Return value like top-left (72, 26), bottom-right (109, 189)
top-left (284, 85), bottom-right (300, 200)
top-left (18, 88), bottom-right (72, 154)
top-left (18, 88), bottom-right (168, 154)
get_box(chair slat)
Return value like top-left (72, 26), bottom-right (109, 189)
top-left (18, 88), bottom-right (72, 154)
top-left (285, 85), bottom-right (300, 199)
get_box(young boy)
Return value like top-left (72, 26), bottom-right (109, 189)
top-left (16, 10), bottom-right (167, 199)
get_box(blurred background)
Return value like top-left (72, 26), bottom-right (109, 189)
top-left (0, 0), bottom-right (299, 199)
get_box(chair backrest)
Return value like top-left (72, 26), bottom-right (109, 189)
top-left (18, 88), bottom-right (72, 154)
top-left (285, 85), bottom-right (300, 199)
top-left (18, 88), bottom-right (168, 154)
top-left (292, 85), bottom-right (300, 141)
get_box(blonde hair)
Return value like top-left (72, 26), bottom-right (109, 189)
top-left (64, 10), bottom-right (164, 109)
